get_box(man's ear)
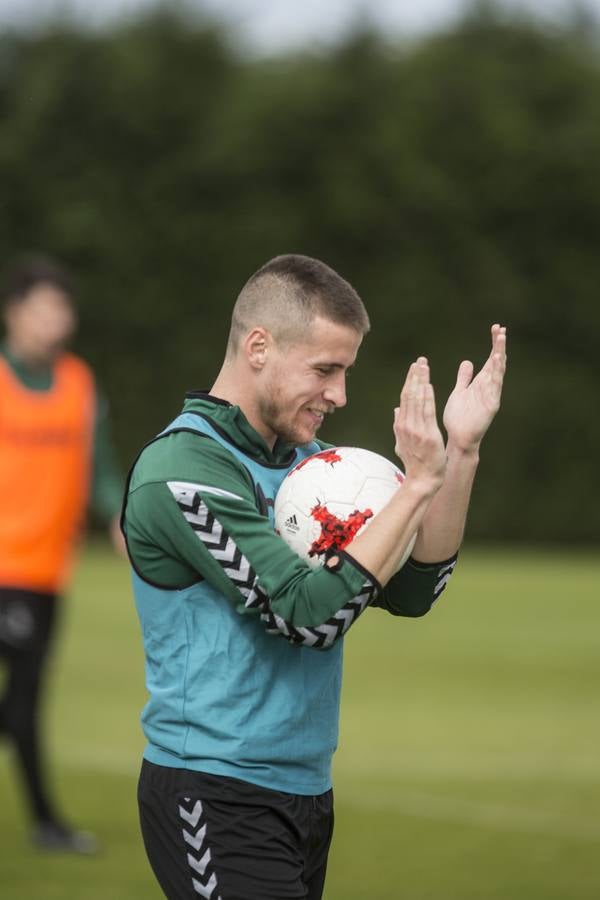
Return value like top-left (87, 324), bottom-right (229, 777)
top-left (244, 326), bottom-right (271, 371)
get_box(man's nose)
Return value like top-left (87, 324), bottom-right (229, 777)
top-left (323, 375), bottom-right (347, 409)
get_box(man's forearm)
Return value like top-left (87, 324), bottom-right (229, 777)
top-left (341, 475), bottom-right (442, 586)
top-left (410, 442), bottom-right (480, 563)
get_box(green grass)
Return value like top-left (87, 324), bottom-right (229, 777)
top-left (1, 544), bottom-right (598, 898)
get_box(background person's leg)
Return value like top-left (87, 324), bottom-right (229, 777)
top-left (0, 589), bottom-right (95, 853)
top-left (0, 589), bottom-right (58, 822)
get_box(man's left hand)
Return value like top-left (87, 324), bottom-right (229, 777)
top-left (443, 324), bottom-right (507, 452)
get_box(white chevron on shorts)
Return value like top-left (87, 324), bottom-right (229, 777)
top-left (188, 849), bottom-right (211, 876)
top-left (179, 798), bottom-right (222, 900)
top-left (179, 799), bottom-right (203, 827)
top-left (183, 823), bottom-right (207, 852)
top-left (433, 559), bottom-right (457, 602)
top-left (193, 872), bottom-right (219, 899)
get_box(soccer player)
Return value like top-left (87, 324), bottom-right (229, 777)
top-left (0, 255), bottom-right (124, 853)
top-left (123, 254), bottom-right (506, 899)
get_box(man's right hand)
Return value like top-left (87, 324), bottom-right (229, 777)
top-left (338, 357), bottom-right (446, 586)
top-left (393, 356), bottom-right (447, 492)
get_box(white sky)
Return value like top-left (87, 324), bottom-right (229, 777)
top-left (0, 0), bottom-right (595, 52)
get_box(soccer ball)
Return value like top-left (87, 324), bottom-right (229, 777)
top-left (274, 447), bottom-right (416, 571)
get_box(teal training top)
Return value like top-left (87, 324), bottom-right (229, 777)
top-left (123, 392), bottom-right (457, 794)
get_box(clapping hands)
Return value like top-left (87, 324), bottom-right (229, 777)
top-left (443, 324), bottom-right (507, 452)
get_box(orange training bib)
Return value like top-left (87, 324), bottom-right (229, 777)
top-left (0, 353), bottom-right (95, 592)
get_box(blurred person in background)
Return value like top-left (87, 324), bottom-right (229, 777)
top-left (0, 255), bottom-right (124, 854)
top-left (123, 253), bottom-right (507, 900)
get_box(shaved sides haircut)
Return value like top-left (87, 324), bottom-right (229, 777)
top-left (227, 254), bottom-right (370, 357)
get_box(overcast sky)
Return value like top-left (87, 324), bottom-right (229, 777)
top-left (0, 0), bottom-right (595, 52)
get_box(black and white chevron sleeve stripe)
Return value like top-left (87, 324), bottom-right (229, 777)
top-left (167, 481), bottom-right (378, 650)
top-left (251, 580), bottom-right (378, 649)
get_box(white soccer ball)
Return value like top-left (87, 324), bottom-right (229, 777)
top-left (274, 446), bottom-right (416, 572)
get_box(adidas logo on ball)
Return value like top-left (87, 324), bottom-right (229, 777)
top-left (284, 513), bottom-right (300, 533)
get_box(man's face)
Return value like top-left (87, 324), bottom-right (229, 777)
top-left (257, 316), bottom-right (363, 446)
top-left (4, 283), bottom-right (76, 366)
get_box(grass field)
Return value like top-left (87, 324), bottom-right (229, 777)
top-left (0, 543), bottom-right (598, 899)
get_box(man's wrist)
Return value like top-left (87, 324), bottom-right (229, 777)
top-left (401, 472), bottom-right (445, 502)
top-left (445, 439), bottom-right (481, 465)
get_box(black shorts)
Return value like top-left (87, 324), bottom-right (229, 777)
top-left (138, 760), bottom-right (334, 900)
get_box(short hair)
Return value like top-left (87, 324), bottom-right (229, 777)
top-left (1, 254), bottom-right (75, 310)
top-left (226, 254), bottom-right (370, 357)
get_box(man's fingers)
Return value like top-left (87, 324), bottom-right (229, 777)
top-left (395, 358), bottom-right (445, 473)
top-left (490, 329), bottom-right (507, 396)
top-left (400, 357), bottom-right (427, 397)
top-left (482, 325), bottom-right (506, 388)
top-left (400, 357), bottom-right (428, 412)
top-left (454, 359), bottom-right (474, 391)
top-left (491, 324), bottom-right (507, 360)
top-left (397, 357), bottom-right (431, 439)
top-left (412, 358), bottom-right (429, 426)
top-left (423, 382), bottom-right (436, 423)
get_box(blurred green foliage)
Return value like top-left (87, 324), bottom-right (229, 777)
top-left (0, 3), bottom-right (598, 542)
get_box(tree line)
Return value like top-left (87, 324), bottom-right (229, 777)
top-left (0, 3), bottom-right (597, 543)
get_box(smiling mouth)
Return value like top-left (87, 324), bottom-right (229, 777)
top-left (304, 409), bottom-right (329, 429)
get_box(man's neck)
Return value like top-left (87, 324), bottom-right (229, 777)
top-left (3, 338), bottom-right (55, 372)
top-left (1, 341), bottom-right (55, 391)
top-left (211, 362), bottom-right (276, 450)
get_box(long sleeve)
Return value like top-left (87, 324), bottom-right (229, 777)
top-left (124, 429), bottom-right (380, 649)
top-left (372, 553), bottom-right (457, 617)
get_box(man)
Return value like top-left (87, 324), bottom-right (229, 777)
top-left (123, 254), bottom-right (506, 899)
top-left (0, 255), bottom-right (124, 853)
